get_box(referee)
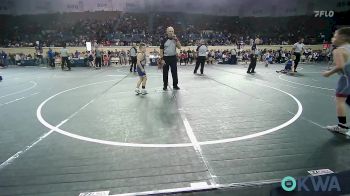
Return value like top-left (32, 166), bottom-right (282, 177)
top-left (130, 43), bottom-right (137, 72)
top-left (194, 40), bottom-right (208, 75)
top-left (159, 26), bottom-right (181, 90)
top-left (292, 38), bottom-right (305, 72)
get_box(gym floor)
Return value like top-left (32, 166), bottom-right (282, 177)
top-left (0, 62), bottom-right (349, 196)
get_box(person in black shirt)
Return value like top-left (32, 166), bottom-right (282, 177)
top-left (251, 41), bottom-right (257, 51)
top-left (130, 43), bottom-right (138, 72)
top-left (277, 47), bottom-right (283, 63)
top-left (187, 49), bottom-right (193, 64)
top-left (247, 51), bottom-right (258, 74)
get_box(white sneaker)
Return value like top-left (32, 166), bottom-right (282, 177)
top-left (141, 89), bottom-right (148, 95)
top-left (326, 125), bottom-right (350, 136)
top-left (135, 88), bottom-right (140, 95)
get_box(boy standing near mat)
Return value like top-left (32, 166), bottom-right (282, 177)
top-left (323, 27), bottom-right (350, 136)
top-left (135, 43), bottom-right (148, 95)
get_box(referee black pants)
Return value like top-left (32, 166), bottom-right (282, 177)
top-left (163, 56), bottom-right (178, 88)
top-left (194, 56), bottom-right (206, 74)
top-left (130, 56), bottom-right (137, 71)
top-left (247, 61), bottom-right (257, 73)
top-left (294, 52), bottom-right (301, 71)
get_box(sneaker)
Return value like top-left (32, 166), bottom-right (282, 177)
top-left (141, 89), bottom-right (148, 95)
top-left (173, 86), bottom-right (180, 90)
top-left (135, 88), bottom-right (140, 95)
top-left (163, 87), bottom-right (167, 91)
top-left (326, 125), bottom-right (349, 135)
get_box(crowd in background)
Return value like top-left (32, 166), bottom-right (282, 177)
top-left (0, 9), bottom-right (340, 69)
top-left (0, 11), bottom-right (337, 48)
top-left (0, 44), bottom-right (332, 69)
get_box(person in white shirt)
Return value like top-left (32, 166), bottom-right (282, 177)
top-left (313, 52), bottom-right (319, 62)
top-left (231, 49), bottom-right (237, 64)
top-left (264, 52), bottom-right (270, 67)
top-left (222, 53), bottom-right (227, 59)
top-left (292, 38), bottom-right (305, 72)
top-left (15, 54), bottom-right (21, 65)
top-left (60, 44), bottom-right (71, 71)
top-left (281, 51), bottom-right (286, 63)
top-left (194, 40), bottom-right (208, 75)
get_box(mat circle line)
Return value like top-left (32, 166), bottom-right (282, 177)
top-left (36, 79), bottom-right (303, 148)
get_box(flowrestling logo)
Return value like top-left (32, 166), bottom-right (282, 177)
top-left (314, 11), bottom-right (334, 17)
top-left (281, 176), bottom-right (341, 192)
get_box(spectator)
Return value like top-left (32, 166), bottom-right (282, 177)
top-left (47, 48), bottom-right (55, 69)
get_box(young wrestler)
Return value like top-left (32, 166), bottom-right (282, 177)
top-left (135, 43), bottom-right (148, 95)
top-left (323, 27), bottom-right (350, 135)
top-left (276, 55), bottom-right (296, 74)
